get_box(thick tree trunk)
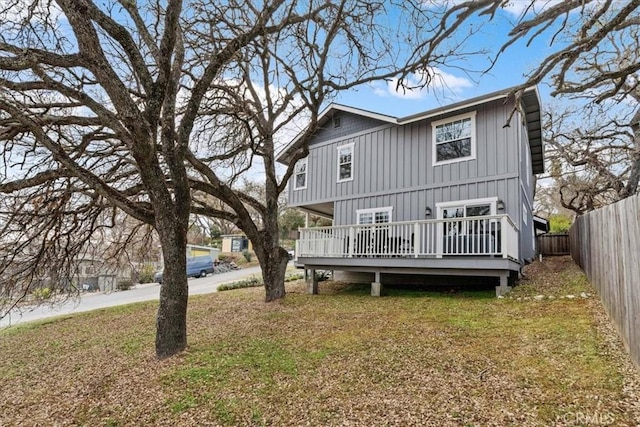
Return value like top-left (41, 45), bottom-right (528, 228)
top-left (255, 245), bottom-right (289, 302)
top-left (155, 218), bottom-right (189, 359)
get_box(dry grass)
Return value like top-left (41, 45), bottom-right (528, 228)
top-left (1, 256), bottom-right (638, 426)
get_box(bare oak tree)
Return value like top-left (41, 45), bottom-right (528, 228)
top-left (541, 25), bottom-right (640, 213)
top-left (3, 0), bottom-right (636, 358)
top-left (442, 1), bottom-right (640, 212)
top-left (0, 0), bottom-right (494, 358)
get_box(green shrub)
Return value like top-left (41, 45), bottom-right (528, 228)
top-left (32, 287), bottom-right (52, 299)
top-left (549, 214), bottom-right (573, 233)
top-left (242, 250), bottom-right (252, 262)
top-left (138, 264), bottom-right (155, 284)
top-left (218, 253), bottom-right (241, 263)
top-left (218, 273), bottom-right (305, 291)
top-left (117, 280), bottom-right (133, 291)
top-left (218, 277), bottom-right (263, 291)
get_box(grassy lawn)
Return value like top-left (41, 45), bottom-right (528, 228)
top-left (1, 256), bottom-right (638, 426)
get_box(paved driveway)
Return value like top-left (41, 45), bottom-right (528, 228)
top-left (0, 265), bottom-right (262, 328)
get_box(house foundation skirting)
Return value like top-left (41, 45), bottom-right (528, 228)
top-left (308, 266), bottom-right (517, 298)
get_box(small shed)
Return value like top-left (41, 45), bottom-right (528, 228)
top-left (221, 235), bottom-right (252, 253)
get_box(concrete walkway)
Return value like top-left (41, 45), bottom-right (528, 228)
top-left (0, 265), bottom-right (262, 328)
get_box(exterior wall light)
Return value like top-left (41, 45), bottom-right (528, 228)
top-left (425, 207), bottom-right (432, 217)
top-left (497, 200), bottom-right (505, 210)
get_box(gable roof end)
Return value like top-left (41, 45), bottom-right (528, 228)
top-left (275, 104), bottom-right (397, 164)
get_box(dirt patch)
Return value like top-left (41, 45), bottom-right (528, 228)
top-left (514, 255), bottom-right (590, 297)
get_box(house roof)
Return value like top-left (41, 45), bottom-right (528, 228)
top-left (533, 215), bottom-right (550, 234)
top-left (276, 85), bottom-right (544, 174)
top-left (187, 244), bottom-right (219, 252)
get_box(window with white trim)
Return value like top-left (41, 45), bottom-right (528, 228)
top-left (356, 206), bottom-right (392, 225)
top-left (293, 158), bottom-right (307, 190)
top-left (337, 143), bottom-right (354, 182)
top-left (437, 197), bottom-right (497, 236)
top-left (432, 112), bottom-right (476, 165)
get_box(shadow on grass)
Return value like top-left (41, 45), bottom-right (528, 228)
top-left (330, 282), bottom-right (496, 300)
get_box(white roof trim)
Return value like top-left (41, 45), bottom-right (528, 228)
top-left (324, 104), bottom-right (398, 124)
top-left (399, 93), bottom-right (514, 125)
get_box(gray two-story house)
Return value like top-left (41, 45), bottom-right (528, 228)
top-left (277, 86), bottom-right (544, 296)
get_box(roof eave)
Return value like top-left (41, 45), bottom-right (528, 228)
top-left (521, 87), bottom-right (544, 175)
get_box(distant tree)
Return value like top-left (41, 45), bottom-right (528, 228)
top-left (548, 214), bottom-right (573, 233)
top-left (187, 223), bottom-right (208, 247)
top-left (309, 216), bottom-right (333, 228)
top-left (534, 179), bottom-right (579, 218)
top-left (208, 225), bottom-right (222, 241)
top-left (278, 208), bottom-right (305, 240)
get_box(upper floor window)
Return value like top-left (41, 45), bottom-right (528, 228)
top-left (294, 158), bottom-right (307, 190)
top-left (432, 111), bottom-right (476, 165)
top-left (337, 143), bottom-right (354, 182)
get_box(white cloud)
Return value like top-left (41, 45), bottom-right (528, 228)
top-left (372, 67), bottom-right (473, 100)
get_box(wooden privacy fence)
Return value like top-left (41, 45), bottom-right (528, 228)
top-left (537, 233), bottom-right (569, 255)
top-left (569, 193), bottom-right (640, 370)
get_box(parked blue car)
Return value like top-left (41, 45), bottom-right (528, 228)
top-left (154, 256), bottom-right (215, 284)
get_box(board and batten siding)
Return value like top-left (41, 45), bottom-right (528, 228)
top-left (309, 111), bottom-right (390, 144)
top-left (519, 117), bottom-right (537, 262)
top-left (289, 98), bottom-right (522, 211)
top-left (333, 178), bottom-right (521, 225)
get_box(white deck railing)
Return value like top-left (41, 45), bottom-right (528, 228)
top-left (297, 215), bottom-right (519, 261)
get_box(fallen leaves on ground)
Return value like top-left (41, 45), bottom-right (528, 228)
top-left (1, 256), bottom-right (638, 426)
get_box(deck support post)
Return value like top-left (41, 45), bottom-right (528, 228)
top-left (371, 271), bottom-right (382, 297)
top-left (495, 274), bottom-right (512, 297)
top-left (306, 269), bottom-right (318, 295)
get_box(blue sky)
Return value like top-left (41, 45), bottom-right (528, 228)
top-left (333, 2), bottom-right (563, 118)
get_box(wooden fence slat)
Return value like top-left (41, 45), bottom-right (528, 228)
top-left (537, 233), bottom-right (570, 256)
top-left (569, 193), bottom-right (640, 371)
